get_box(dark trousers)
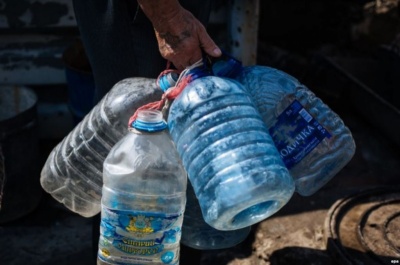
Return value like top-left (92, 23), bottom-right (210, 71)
top-left (72, 0), bottom-right (212, 104)
top-left (72, 1), bottom-right (211, 264)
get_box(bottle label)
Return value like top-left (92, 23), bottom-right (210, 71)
top-left (269, 100), bottom-right (331, 169)
top-left (98, 207), bottom-right (182, 264)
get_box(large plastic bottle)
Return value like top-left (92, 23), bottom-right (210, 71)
top-left (98, 109), bottom-right (186, 265)
top-left (167, 69), bottom-right (295, 231)
top-left (158, 71), bottom-right (252, 249)
top-left (212, 57), bottom-right (356, 196)
top-left (40, 78), bottom-right (163, 217)
top-left (181, 183), bottom-right (251, 249)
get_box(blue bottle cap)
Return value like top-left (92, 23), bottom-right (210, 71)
top-left (159, 72), bottom-right (179, 92)
top-left (186, 67), bottom-right (211, 80)
top-left (132, 110), bottom-right (167, 132)
top-left (211, 54), bottom-right (243, 78)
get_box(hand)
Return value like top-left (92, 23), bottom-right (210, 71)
top-left (153, 7), bottom-right (221, 70)
top-left (137, 0), bottom-right (221, 71)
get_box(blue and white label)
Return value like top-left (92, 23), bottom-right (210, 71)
top-left (98, 207), bottom-right (182, 264)
top-left (269, 100), bottom-right (331, 169)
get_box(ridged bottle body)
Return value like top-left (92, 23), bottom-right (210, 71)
top-left (40, 78), bottom-right (162, 217)
top-left (98, 119), bottom-right (186, 265)
top-left (158, 71), bottom-right (252, 250)
top-left (181, 183), bottom-right (251, 249)
top-left (168, 76), bottom-right (294, 230)
top-left (236, 66), bottom-right (356, 196)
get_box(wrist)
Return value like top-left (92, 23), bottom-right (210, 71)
top-left (137, 0), bottom-right (182, 29)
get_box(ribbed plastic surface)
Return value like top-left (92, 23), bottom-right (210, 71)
top-left (168, 75), bottom-right (294, 230)
top-left (237, 66), bottom-right (356, 196)
top-left (40, 78), bottom-right (163, 217)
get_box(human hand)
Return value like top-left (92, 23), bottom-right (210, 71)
top-left (153, 7), bottom-right (221, 70)
top-left (138, 0), bottom-right (221, 71)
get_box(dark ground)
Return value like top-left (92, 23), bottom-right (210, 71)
top-left (1, 1), bottom-right (400, 264)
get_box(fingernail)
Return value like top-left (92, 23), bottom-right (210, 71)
top-left (213, 48), bottom-right (222, 56)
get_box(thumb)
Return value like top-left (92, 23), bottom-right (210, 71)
top-left (199, 30), bottom-right (222, 58)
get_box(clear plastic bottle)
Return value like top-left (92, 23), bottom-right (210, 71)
top-left (167, 70), bottom-right (295, 231)
top-left (98, 109), bottom-right (186, 265)
top-left (40, 78), bottom-right (163, 217)
top-left (158, 71), bottom-right (252, 249)
top-left (212, 57), bottom-right (356, 196)
top-left (181, 183), bottom-right (251, 249)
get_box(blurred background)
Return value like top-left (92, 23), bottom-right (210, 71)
top-left (0, 0), bottom-right (399, 264)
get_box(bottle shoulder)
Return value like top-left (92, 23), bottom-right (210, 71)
top-left (103, 130), bottom-right (186, 183)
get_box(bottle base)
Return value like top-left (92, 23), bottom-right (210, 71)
top-left (97, 257), bottom-right (112, 265)
top-left (181, 225), bottom-right (251, 250)
top-left (98, 257), bottom-right (180, 265)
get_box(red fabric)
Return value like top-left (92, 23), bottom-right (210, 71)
top-left (128, 73), bottom-right (193, 127)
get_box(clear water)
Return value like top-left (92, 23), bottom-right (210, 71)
top-left (99, 126), bottom-right (186, 265)
top-left (236, 65), bottom-right (356, 196)
top-left (168, 76), bottom-right (294, 230)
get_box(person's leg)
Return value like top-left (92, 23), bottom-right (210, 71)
top-left (72, 0), bottom-right (165, 103)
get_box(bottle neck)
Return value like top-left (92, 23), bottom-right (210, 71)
top-left (159, 72), bottom-right (179, 92)
top-left (212, 56), bottom-right (243, 78)
top-left (131, 110), bottom-right (167, 132)
top-left (158, 66), bottom-right (211, 92)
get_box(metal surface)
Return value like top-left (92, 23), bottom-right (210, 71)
top-left (228, 0), bottom-right (260, 66)
top-left (324, 187), bottom-right (400, 265)
top-left (0, 85), bottom-right (42, 224)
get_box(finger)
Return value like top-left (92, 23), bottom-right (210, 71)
top-left (198, 27), bottom-right (222, 58)
top-left (171, 60), bottom-right (185, 71)
top-left (188, 50), bottom-right (203, 65)
top-left (173, 52), bottom-right (202, 70)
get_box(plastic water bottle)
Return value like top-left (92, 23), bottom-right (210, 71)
top-left (212, 56), bottom-right (356, 196)
top-left (158, 71), bottom-right (252, 249)
top-left (40, 78), bottom-right (163, 217)
top-left (167, 69), bottom-right (295, 231)
top-left (181, 183), bottom-right (251, 249)
top-left (97, 109), bottom-right (186, 265)
top-left (157, 71), bottom-right (251, 249)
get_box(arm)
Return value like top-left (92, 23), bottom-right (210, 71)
top-left (137, 0), bottom-right (221, 70)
